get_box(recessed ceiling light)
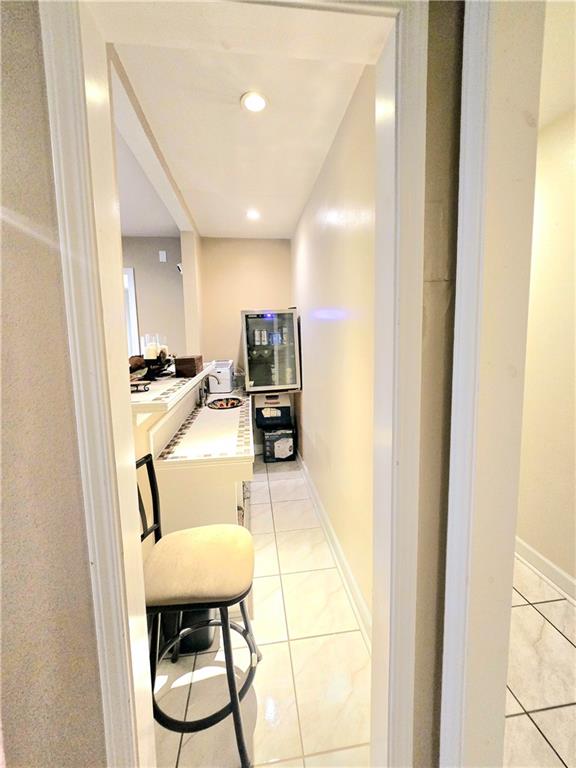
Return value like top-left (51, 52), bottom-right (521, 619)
top-left (240, 91), bottom-right (267, 113)
top-left (246, 208), bottom-right (261, 221)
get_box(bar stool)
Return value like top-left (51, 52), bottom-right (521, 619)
top-left (136, 453), bottom-right (261, 768)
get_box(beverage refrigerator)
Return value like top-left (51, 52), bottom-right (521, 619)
top-left (241, 309), bottom-right (301, 393)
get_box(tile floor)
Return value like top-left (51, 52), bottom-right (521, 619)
top-left (152, 458), bottom-right (576, 768)
top-left (505, 558), bottom-right (576, 767)
top-left (154, 457), bottom-right (371, 768)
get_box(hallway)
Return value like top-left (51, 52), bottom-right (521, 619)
top-left (154, 457), bottom-right (371, 767)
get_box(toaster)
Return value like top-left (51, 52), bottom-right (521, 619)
top-left (208, 359), bottom-right (235, 393)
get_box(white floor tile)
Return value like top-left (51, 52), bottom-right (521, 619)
top-left (282, 569), bottom-right (357, 639)
top-left (251, 575), bottom-right (288, 645)
top-left (253, 533), bottom-right (279, 577)
top-left (506, 688), bottom-right (524, 716)
top-left (513, 559), bottom-right (563, 603)
top-left (273, 499), bottom-right (320, 532)
top-left (252, 458), bottom-right (268, 482)
top-left (305, 744), bottom-right (371, 767)
top-left (291, 631), bottom-right (371, 755)
top-left (267, 462), bottom-right (304, 481)
top-left (531, 705), bottom-right (576, 768)
top-left (154, 656), bottom-right (194, 716)
top-left (276, 529), bottom-right (335, 574)
top-left (537, 600), bottom-right (576, 644)
top-left (508, 605), bottom-right (576, 710)
top-left (512, 588), bottom-right (528, 607)
top-left (269, 477), bottom-right (310, 503)
top-left (250, 482), bottom-right (271, 505)
top-left (256, 760), bottom-right (304, 768)
top-left (251, 502), bottom-right (274, 534)
top-left (179, 642), bottom-right (302, 766)
top-left (504, 714), bottom-right (563, 766)
top-left (177, 648), bottom-right (255, 767)
top-left (155, 722), bottom-right (181, 768)
top-left (154, 656), bottom-right (193, 767)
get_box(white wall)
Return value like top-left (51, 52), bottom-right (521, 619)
top-left (199, 237), bottom-right (292, 366)
top-left (122, 236), bottom-right (186, 355)
top-left (292, 68), bottom-right (375, 607)
top-left (517, 109), bottom-right (575, 581)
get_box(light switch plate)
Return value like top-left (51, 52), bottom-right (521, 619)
top-left (159, 250), bottom-right (167, 262)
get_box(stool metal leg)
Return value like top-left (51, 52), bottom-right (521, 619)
top-left (240, 600), bottom-right (262, 663)
top-left (170, 611), bottom-right (183, 664)
top-left (149, 612), bottom-right (258, 734)
top-left (149, 611), bottom-right (160, 689)
top-left (220, 606), bottom-right (251, 768)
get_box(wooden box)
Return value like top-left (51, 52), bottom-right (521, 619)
top-left (174, 355), bottom-right (203, 378)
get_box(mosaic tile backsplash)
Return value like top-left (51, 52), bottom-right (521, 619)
top-left (151, 378), bottom-right (190, 403)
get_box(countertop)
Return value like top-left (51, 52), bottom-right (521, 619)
top-left (157, 390), bottom-right (253, 465)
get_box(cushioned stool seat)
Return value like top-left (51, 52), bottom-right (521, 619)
top-left (137, 454), bottom-right (260, 768)
top-left (145, 523), bottom-right (254, 608)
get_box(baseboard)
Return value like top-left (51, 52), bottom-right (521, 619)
top-left (516, 536), bottom-right (576, 601)
top-left (298, 453), bottom-right (373, 651)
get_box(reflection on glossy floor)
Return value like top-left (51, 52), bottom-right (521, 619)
top-left (504, 557), bottom-right (576, 767)
top-left (154, 457), bottom-right (371, 768)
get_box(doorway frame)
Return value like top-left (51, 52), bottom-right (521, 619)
top-left (39, 1), bottom-right (429, 765)
top-left (439, 3), bottom-right (546, 766)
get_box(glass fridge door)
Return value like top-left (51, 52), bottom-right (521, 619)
top-left (243, 310), bottom-right (300, 391)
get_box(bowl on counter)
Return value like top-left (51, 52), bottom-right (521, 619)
top-left (207, 397), bottom-right (242, 410)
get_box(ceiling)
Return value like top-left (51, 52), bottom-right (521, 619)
top-left (114, 43), bottom-right (370, 238)
top-left (539, 1), bottom-right (575, 127)
top-left (89, 2), bottom-right (393, 238)
top-left (115, 131), bottom-right (179, 237)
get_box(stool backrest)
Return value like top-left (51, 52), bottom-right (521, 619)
top-left (136, 453), bottom-right (162, 543)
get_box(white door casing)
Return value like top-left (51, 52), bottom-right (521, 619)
top-left (39, 2), bottom-right (147, 765)
top-left (440, 3), bottom-right (545, 766)
top-left (371, 2), bottom-right (428, 765)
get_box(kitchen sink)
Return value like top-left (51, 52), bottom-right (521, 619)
top-left (207, 397), bottom-right (242, 410)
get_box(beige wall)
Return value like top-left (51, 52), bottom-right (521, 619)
top-left (292, 68), bottom-right (375, 608)
top-left (122, 236), bottom-right (186, 355)
top-left (199, 237), bottom-right (292, 366)
top-left (413, 3), bottom-right (463, 765)
top-left (517, 110), bottom-right (576, 578)
top-left (181, 230), bottom-right (203, 354)
top-left (0, 3), bottom-right (107, 765)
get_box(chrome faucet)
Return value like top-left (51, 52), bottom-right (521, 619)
top-left (199, 372), bottom-right (221, 407)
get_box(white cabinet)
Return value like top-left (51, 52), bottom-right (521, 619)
top-left (237, 480), bottom-right (251, 529)
top-left (148, 395), bottom-right (254, 534)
